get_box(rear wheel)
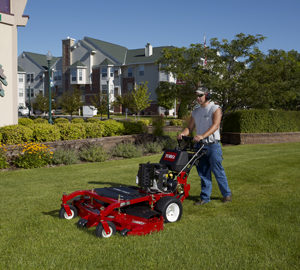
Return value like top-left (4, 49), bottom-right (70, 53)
top-left (59, 205), bottom-right (78, 220)
top-left (155, 197), bottom-right (182, 223)
top-left (95, 221), bottom-right (116, 238)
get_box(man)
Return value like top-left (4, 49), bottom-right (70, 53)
top-left (178, 88), bottom-right (232, 205)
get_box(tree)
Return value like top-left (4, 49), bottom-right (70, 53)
top-left (60, 89), bottom-right (83, 118)
top-left (33, 93), bottom-right (48, 113)
top-left (131, 82), bottom-right (151, 116)
top-left (113, 92), bottom-right (134, 116)
top-left (90, 91), bottom-right (108, 119)
top-left (155, 81), bottom-right (177, 110)
top-left (244, 49), bottom-right (300, 110)
top-left (206, 33), bottom-right (266, 113)
top-left (158, 33), bottom-right (266, 114)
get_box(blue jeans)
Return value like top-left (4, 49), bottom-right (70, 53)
top-left (196, 142), bottom-right (231, 202)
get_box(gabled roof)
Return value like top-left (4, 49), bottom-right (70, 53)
top-left (18, 66), bottom-right (25, 72)
top-left (99, 58), bottom-right (114, 66)
top-left (125, 46), bottom-right (174, 65)
top-left (70, 61), bottom-right (86, 68)
top-left (23, 52), bottom-right (60, 69)
top-left (84, 37), bottom-right (127, 64)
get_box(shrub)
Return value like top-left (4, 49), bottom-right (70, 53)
top-left (112, 143), bottom-right (143, 158)
top-left (123, 121), bottom-right (147, 135)
top-left (160, 137), bottom-right (177, 150)
top-left (71, 118), bottom-right (85, 124)
top-left (170, 119), bottom-right (183, 126)
top-left (0, 132), bottom-right (2, 143)
top-left (13, 142), bottom-right (53, 169)
top-left (87, 118), bottom-right (101, 123)
top-left (0, 143), bottom-right (9, 169)
top-left (102, 120), bottom-right (125, 136)
top-left (152, 116), bottom-right (165, 136)
top-left (143, 142), bottom-right (163, 154)
top-left (18, 118), bottom-right (34, 126)
top-left (34, 118), bottom-right (48, 124)
top-left (54, 118), bottom-right (69, 124)
top-left (57, 123), bottom-right (86, 140)
top-left (222, 110), bottom-right (300, 133)
top-left (84, 123), bottom-right (104, 138)
top-left (138, 119), bottom-right (151, 126)
top-left (79, 145), bottom-right (108, 162)
top-left (51, 148), bottom-right (79, 165)
top-left (32, 124), bottom-right (61, 142)
top-left (0, 125), bottom-right (33, 145)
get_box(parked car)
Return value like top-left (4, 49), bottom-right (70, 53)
top-left (18, 106), bottom-right (29, 116)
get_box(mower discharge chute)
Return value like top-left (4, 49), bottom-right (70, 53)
top-left (59, 137), bottom-right (206, 238)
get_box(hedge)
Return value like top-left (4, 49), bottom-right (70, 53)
top-left (57, 123), bottom-right (87, 140)
top-left (0, 125), bottom-right (33, 144)
top-left (32, 124), bottom-right (61, 142)
top-left (222, 110), bottom-right (300, 133)
top-left (0, 119), bottom-right (152, 145)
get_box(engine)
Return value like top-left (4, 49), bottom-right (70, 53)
top-left (136, 163), bottom-right (178, 193)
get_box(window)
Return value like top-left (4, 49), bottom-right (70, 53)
top-left (27, 74), bottom-right (34, 83)
top-left (19, 77), bottom-right (23, 83)
top-left (127, 82), bottom-right (133, 91)
top-left (128, 67), bottom-right (133, 77)
top-left (101, 68), bottom-right (107, 78)
top-left (110, 67), bottom-right (114, 77)
top-left (101, 84), bottom-right (107, 94)
top-left (78, 69), bottom-right (83, 81)
top-left (139, 65), bottom-right (144, 76)
top-left (114, 68), bottom-right (119, 77)
top-left (0, 0), bottom-right (10, 14)
top-left (71, 70), bottom-right (77, 81)
top-left (54, 71), bottom-right (62, 81)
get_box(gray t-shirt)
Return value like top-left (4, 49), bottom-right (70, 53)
top-left (191, 102), bottom-right (220, 143)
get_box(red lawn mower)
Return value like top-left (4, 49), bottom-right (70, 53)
top-left (59, 137), bottom-right (206, 238)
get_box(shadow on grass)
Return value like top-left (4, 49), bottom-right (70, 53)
top-left (42, 209), bottom-right (60, 218)
top-left (88, 181), bottom-right (132, 187)
top-left (186, 195), bottom-right (222, 202)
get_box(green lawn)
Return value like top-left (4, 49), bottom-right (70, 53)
top-left (0, 143), bottom-right (299, 270)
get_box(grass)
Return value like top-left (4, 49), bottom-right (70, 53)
top-left (0, 143), bottom-right (299, 270)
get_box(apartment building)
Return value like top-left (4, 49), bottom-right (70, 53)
top-left (18, 36), bottom-right (176, 115)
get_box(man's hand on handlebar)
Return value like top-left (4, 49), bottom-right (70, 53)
top-left (193, 135), bottom-right (204, 142)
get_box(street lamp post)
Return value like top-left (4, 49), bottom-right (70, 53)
top-left (107, 79), bottom-right (110, 119)
top-left (46, 51), bottom-right (53, 124)
top-left (28, 84), bottom-right (31, 117)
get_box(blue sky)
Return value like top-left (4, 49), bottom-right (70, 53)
top-left (18, 0), bottom-right (300, 57)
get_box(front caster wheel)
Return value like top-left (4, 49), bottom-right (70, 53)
top-left (95, 221), bottom-right (116, 238)
top-left (155, 197), bottom-right (183, 223)
top-left (59, 205), bottom-right (78, 220)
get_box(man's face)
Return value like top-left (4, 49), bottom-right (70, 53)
top-left (196, 93), bottom-right (206, 105)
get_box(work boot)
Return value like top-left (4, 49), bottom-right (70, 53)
top-left (194, 200), bottom-right (208, 206)
top-left (221, 195), bottom-right (232, 203)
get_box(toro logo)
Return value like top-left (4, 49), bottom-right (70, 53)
top-left (163, 152), bottom-right (177, 162)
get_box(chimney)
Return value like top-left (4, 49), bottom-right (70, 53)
top-left (145, 43), bottom-right (153, 57)
top-left (62, 37), bottom-right (75, 91)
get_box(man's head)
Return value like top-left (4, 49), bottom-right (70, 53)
top-left (195, 88), bottom-right (211, 105)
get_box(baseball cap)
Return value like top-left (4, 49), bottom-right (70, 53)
top-left (195, 88), bottom-right (205, 95)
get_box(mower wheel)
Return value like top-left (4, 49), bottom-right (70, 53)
top-left (155, 196), bottom-right (182, 223)
top-left (59, 205), bottom-right (78, 220)
top-left (95, 221), bottom-right (116, 238)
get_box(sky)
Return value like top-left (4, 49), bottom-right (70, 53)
top-left (18, 0), bottom-right (300, 57)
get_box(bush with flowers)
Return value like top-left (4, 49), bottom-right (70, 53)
top-left (0, 143), bottom-right (8, 169)
top-left (13, 142), bottom-right (53, 169)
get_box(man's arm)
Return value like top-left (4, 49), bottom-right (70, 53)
top-left (177, 116), bottom-right (195, 139)
top-left (194, 108), bottom-right (222, 142)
